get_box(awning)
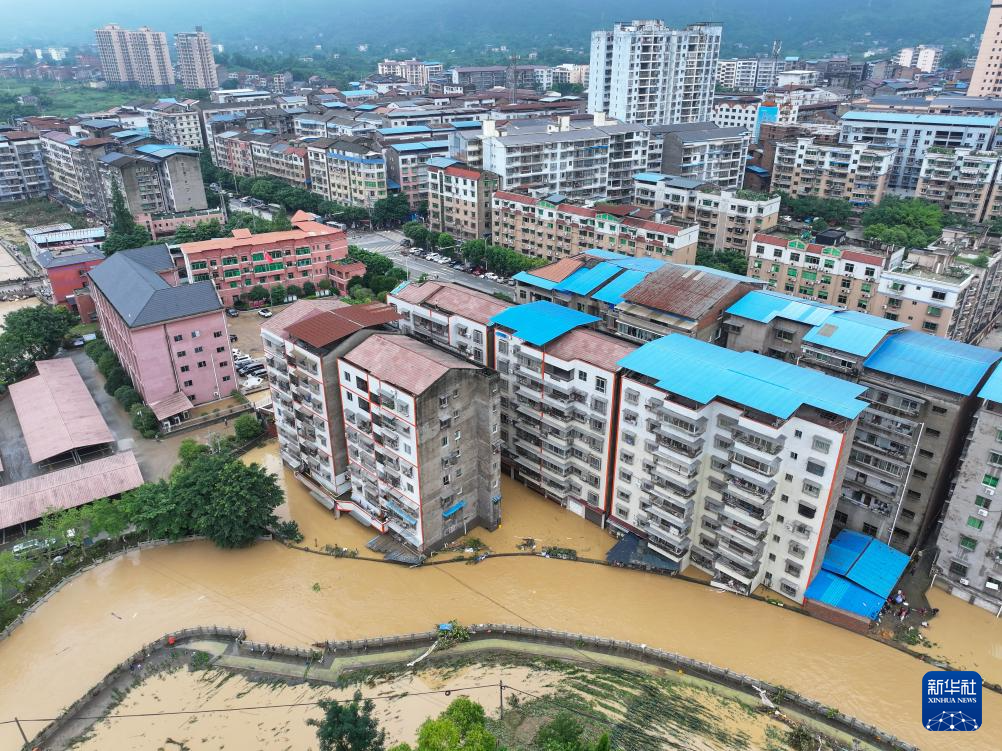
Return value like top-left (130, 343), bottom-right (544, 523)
top-left (442, 500), bottom-right (466, 519)
top-left (149, 391), bottom-right (194, 421)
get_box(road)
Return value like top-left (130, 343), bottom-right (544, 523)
top-left (348, 230), bottom-right (514, 297)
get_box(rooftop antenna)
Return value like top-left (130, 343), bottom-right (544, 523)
top-left (506, 53), bottom-right (520, 103)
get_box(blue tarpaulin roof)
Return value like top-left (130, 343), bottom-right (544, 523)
top-left (593, 270), bottom-right (649, 305)
top-left (490, 301), bottom-right (599, 346)
top-left (726, 290), bottom-right (836, 326)
top-left (618, 334), bottom-right (869, 420)
top-left (864, 330), bottom-right (1002, 396)
top-left (803, 310), bottom-right (905, 357)
top-left (978, 365), bottom-right (1002, 403)
top-left (512, 270), bottom-right (561, 290)
top-left (554, 262), bottom-right (621, 295)
top-left (805, 531), bottom-right (909, 620)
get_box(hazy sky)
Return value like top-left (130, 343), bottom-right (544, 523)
top-left (1, 0), bottom-right (985, 56)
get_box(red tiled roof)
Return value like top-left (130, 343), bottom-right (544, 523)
top-left (262, 298), bottom-right (348, 339)
top-left (840, 249), bottom-right (885, 265)
top-left (149, 391), bottom-right (194, 421)
top-left (544, 328), bottom-right (636, 372)
top-left (528, 257), bottom-right (584, 283)
top-left (9, 359), bottom-right (114, 464)
top-left (622, 217), bottom-right (680, 236)
top-left (493, 191), bottom-right (537, 206)
top-left (444, 165), bottom-right (482, 180)
top-left (557, 204), bottom-right (595, 217)
top-left (753, 233), bottom-right (790, 247)
top-left (180, 221), bottom-right (341, 253)
top-left (418, 282), bottom-right (511, 325)
top-left (343, 333), bottom-right (478, 394)
top-left (285, 303), bottom-right (400, 349)
top-left (0, 451), bottom-right (144, 529)
top-left (624, 265), bottom-right (753, 320)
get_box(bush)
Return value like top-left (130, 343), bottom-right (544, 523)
top-left (233, 413), bottom-right (264, 442)
top-left (130, 403), bottom-right (159, 439)
top-left (84, 339), bottom-right (111, 361)
top-left (269, 284), bottom-right (286, 306)
top-left (273, 519), bottom-right (304, 543)
top-left (113, 385), bottom-right (142, 410)
top-left (103, 366), bottom-right (131, 396)
top-left (302, 281), bottom-right (316, 297)
top-left (97, 351), bottom-right (119, 378)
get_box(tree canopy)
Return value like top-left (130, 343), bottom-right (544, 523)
top-left (102, 181), bottom-right (153, 254)
top-left (861, 196), bottom-right (946, 248)
top-left (694, 248), bottom-right (748, 276)
top-left (777, 193), bottom-right (853, 225)
top-left (309, 690), bottom-right (386, 751)
top-left (0, 304), bottom-right (75, 388)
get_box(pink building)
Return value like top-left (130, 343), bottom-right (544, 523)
top-left (177, 217), bottom-right (360, 307)
top-left (88, 244), bottom-right (237, 417)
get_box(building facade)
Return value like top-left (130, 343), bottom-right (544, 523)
top-left (94, 24), bottom-right (175, 89)
top-left (305, 137), bottom-right (388, 209)
top-left (175, 28), bottom-right (219, 91)
top-left (338, 333), bottom-right (502, 552)
top-left (139, 98), bottom-right (204, 150)
top-left (41, 131), bottom-right (116, 215)
top-left (588, 20), bottom-right (721, 125)
top-left (491, 191), bottom-right (699, 263)
top-left (632, 173), bottom-right (781, 253)
top-left (377, 59), bottom-right (444, 87)
top-left (770, 137), bottom-right (895, 207)
top-left (0, 131), bottom-right (50, 202)
top-left (385, 139), bottom-right (450, 208)
top-left (425, 157), bottom-right (497, 241)
top-left (651, 123), bottom-right (750, 191)
top-left (894, 45), bottom-right (942, 73)
top-left (970, 4), bottom-right (1002, 97)
top-left (915, 147), bottom-right (1002, 223)
top-left (98, 144), bottom-right (208, 224)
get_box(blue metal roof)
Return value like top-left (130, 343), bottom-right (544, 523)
top-left (442, 500), bottom-right (466, 519)
top-left (554, 262), bottom-right (621, 295)
top-left (343, 89), bottom-right (377, 97)
top-left (633, 172), bottom-right (669, 183)
top-left (978, 364), bottom-right (1002, 403)
top-left (593, 270), bottom-right (649, 305)
top-left (490, 301), bottom-right (599, 346)
top-left (726, 290), bottom-right (836, 326)
top-left (802, 310), bottom-right (905, 357)
top-left (378, 125), bottom-right (432, 135)
top-left (806, 530), bottom-right (909, 620)
top-left (391, 140), bottom-right (449, 152)
top-left (864, 330), bottom-right (1002, 396)
top-left (135, 143), bottom-right (197, 158)
top-left (512, 270), bottom-right (560, 290)
top-left (451, 120), bottom-right (483, 129)
top-left (583, 249), bottom-right (631, 260)
top-left (841, 111), bottom-right (999, 127)
top-left (426, 156), bottom-right (460, 168)
top-left (618, 334), bottom-right (868, 420)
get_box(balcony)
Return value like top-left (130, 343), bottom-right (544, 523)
top-left (714, 557), bottom-right (759, 586)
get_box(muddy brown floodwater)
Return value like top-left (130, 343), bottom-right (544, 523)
top-left (0, 441), bottom-right (1000, 750)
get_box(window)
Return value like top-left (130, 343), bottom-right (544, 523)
top-left (173, 334), bottom-right (183, 342)
top-left (577, 370), bottom-right (587, 381)
top-left (218, 360), bottom-right (228, 368)
top-left (812, 437), bottom-right (831, 454)
top-left (183, 379), bottom-right (193, 387)
top-left (976, 495), bottom-right (992, 510)
top-left (222, 375), bottom-right (231, 382)
top-left (862, 523), bottom-right (879, 536)
top-left (216, 346), bottom-right (225, 353)
top-left (802, 480), bottom-right (821, 498)
top-left (595, 377), bottom-right (607, 394)
top-left (797, 503), bottom-right (816, 519)
top-left (990, 452), bottom-right (1002, 467)
top-left (194, 346), bottom-right (204, 354)
top-left (213, 331), bottom-right (223, 338)
top-left (960, 536), bottom-right (978, 551)
top-left (984, 474), bottom-right (1000, 488)
top-left (176, 350), bottom-right (186, 357)
top-left (834, 510), bottom-right (848, 526)
top-left (179, 365), bottom-right (190, 373)
top-left (968, 516), bottom-right (985, 530)
top-left (949, 561), bottom-right (968, 578)
top-left (197, 360), bottom-right (207, 368)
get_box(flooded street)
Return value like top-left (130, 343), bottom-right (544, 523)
top-left (0, 440), bottom-right (999, 750)
top-left (0, 296), bottom-right (40, 328)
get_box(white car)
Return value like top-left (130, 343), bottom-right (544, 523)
top-left (232, 348), bottom-right (245, 358)
top-left (437, 257), bottom-right (451, 265)
top-left (258, 308), bottom-right (273, 318)
top-left (242, 376), bottom-right (264, 389)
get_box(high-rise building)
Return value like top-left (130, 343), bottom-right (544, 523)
top-left (971, 3), bottom-right (1002, 96)
top-left (894, 45), bottom-right (942, 73)
top-left (649, 123), bottom-right (750, 190)
top-left (175, 27), bottom-right (219, 91)
top-left (94, 24), bottom-right (175, 89)
top-left (588, 20), bottom-right (721, 125)
top-left (770, 137), bottom-right (895, 208)
top-left (0, 131), bottom-right (50, 202)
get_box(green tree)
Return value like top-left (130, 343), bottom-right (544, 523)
top-left (270, 284), bottom-right (287, 306)
top-left (437, 233), bottom-right (456, 257)
top-left (308, 689), bottom-right (386, 751)
top-left (177, 438), bottom-right (210, 468)
top-left (536, 713), bottom-right (585, 750)
top-left (97, 351), bottom-right (119, 378)
top-left (103, 366), bottom-right (131, 396)
top-left (372, 194), bottom-right (411, 227)
top-left (131, 403), bottom-right (160, 438)
top-left (84, 338), bottom-right (111, 361)
top-left (175, 454), bottom-right (285, 548)
top-left (233, 414), bottom-right (263, 442)
top-left (0, 305), bottom-right (76, 387)
top-left (248, 285), bottom-right (269, 303)
top-left (318, 278), bottom-right (334, 295)
top-left (861, 196), bottom-right (945, 248)
top-left (402, 221), bottom-right (429, 247)
top-left (0, 551), bottom-right (32, 598)
top-left (103, 181), bottom-right (153, 255)
top-left (271, 206), bottom-right (293, 231)
top-left (286, 284), bottom-right (302, 299)
top-left (121, 480), bottom-right (191, 540)
top-left (695, 248), bottom-right (748, 276)
top-left (113, 385), bottom-right (142, 410)
top-left (811, 218), bottom-right (829, 233)
top-left (88, 498), bottom-right (129, 540)
top-left (302, 280), bottom-right (317, 297)
top-left (172, 224), bottom-right (197, 243)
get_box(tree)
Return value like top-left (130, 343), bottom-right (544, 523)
top-left (861, 196), bottom-right (945, 248)
top-left (0, 305), bottom-right (75, 387)
top-left (84, 338), bottom-right (111, 361)
top-left (103, 181), bottom-right (153, 255)
top-left (372, 194), bottom-right (411, 227)
top-left (248, 285), bottom-right (269, 303)
top-left (318, 278), bottom-right (334, 295)
top-left (88, 498), bottom-right (129, 540)
top-left (270, 284), bottom-right (287, 306)
top-left (286, 284), bottom-right (302, 299)
top-left (103, 366), bottom-right (131, 396)
top-left (178, 438), bottom-right (210, 468)
top-left (113, 385), bottom-right (142, 410)
top-left (810, 218), bottom-right (829, 233)
top-left (402, 221), bottom-right (429, 247)
top-left (302, 280), bottom-right (316, 297)
top-left (233, 414), bottom-right (263, 442)
top-left (536, 713), bottom-right (585, 750)
top-left (271, 206), bottom-right (293, 231)
top-left (97, 351), bottom-right (120, 378)
top-left (437, 233), bottom-right (456, 257)
top-left (176, 453), bottom-right (285, 548)
top-left (120, 480), bottom-right (188, 539)
top-left (131, 403), bottom-right (160, 438)
top-left (695, 248), bottom-right (748, 276)
top-left (0, 551), bottom-right (31, 599)
top-left (308, 690), bottom-right (386, 751)
top-left (777, 192), bottom-right (853, 225)
top-left (172, 224), bottom-right (197, 243)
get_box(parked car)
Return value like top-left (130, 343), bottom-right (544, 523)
top-left (12, 538), bottom-right (57, 558)
top-left (229, 333), bottom-right (238, 342)
top-left (232, 348), bottom-right (245, 357)
top-left (226, 308), bottom-right (239, 317)
top-left (258, 308), bottom-right (273, 318)
top-left (242, 376), bottom-right (264, 389)
top-left (437, 257), bottom-right (451, 265)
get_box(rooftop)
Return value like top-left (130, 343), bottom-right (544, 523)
top-left (390, 281), bottom-right (511, 325)
top-left (262, 298), bottom-right (348, 339)
top-left (343, 333), bottom-right (479, 394)
top-left (544, 328), bottom-right (637, 372)
top-left (624, 264), bottom-right (757, 321)
top-left (0, 451), bottom-right (144, 531)
top-left (179, 220), bottom-right (339, 253)
top-left (840, 111), bottom-right (999, 127)
top-left (36, 245), bottom-right (105, 269)
top-left (8, 359), bottom-right (114, 464)
top-left (88, 245), bottom-right (222, 328)
top-left (863, 329), bottom-right (1001, 396)
top-left (284, 303), bottom-right (400, 349)
top-left (619, 334), bottom-right (869, 421)
top-left (490, 301), bottom-right (599, 346)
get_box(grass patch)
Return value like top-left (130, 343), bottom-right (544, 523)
top-left (0, 80), bottom-right (148, 117)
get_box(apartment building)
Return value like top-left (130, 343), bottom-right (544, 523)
top-left (915, 147), bottom-right (1002, 223)
top-left (489, 302), bottom-right (636, 519)
top-left (178, 217), bottom-right (353, 307)
top-left (425, 157), bottom-right (497, 241)
top-left (513, 251), bottom-right (763, 345)
top-left (632, 172), bottom-right (781, 252)
top-left (338, 333), bottom-right (502, 552)
top-left (746, 233), bottom-right (897, 312)
top-left (934, 366), bottom-right (1002, 613)
top-left (612, 334), bottom-right (867, 600)
top-left (838, 112), bottom-right (1000, 192)
top-left (262, 300), bottom-right (400, 498)
top-left (711, 97), bottom-right (764, 134)
top-left (491, 191), bottom-right (699, 263)
top-left (293, 111), bottom-right (378, 140)
top-left (306, 137), bottom-right (388, 209)
top-left (384, 139), bottom-right (449, 207)
top-left (588, 20), bottom-right (721, 125)
top-left (88, 244), bottom-right (236, 411)
top-left (175, 27), bottom-right (219, 91)
top-left (138, 98), bottom-right (204, 150)
top-left (41, 131), bottom-right (117, 215)
top-left (650, 122), bottom-right (750, 191)
top-left (388, 280), bottom-right (511, 367)
top-left (377, 59), bottom-right (444, 87)
top-left (97, 144), bottom-right (208, 224)
top-left (479, 115), bottom-right (650, 201)
top-left (970, 3), bottom-right (1002, 96)
top-left (94, 25), bottom-right (175, 89)
top-left (535, 63), bottom-right (590, 90)
top-left (0, 131), bottom-right (50, 202)
top-left (894, 45), bottom-right (942, 73)
top-left (451, 65), bottom-right (539, 91)
top-left (716, 58), bottom-right (792, 90)
top-left (724, 290), bottom-right (1002, 552)
top-left (199, 101), bottom-right (295, 163)
top-left (770, 137), bottom-right (895, 207)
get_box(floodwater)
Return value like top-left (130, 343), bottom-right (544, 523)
top-left (0, 441), bottom-right (1000, 750)
top-left (0, 296), bottom-right (39, 328)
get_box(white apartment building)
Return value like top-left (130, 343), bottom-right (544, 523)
top-left (632, 172), bottom-right (781, 252)
top-left (138, 98), bottom-right (204, 150)
top-left (717, 58), bottom-right (792, 90)
top-left (305, 137), bottom-right (388, 209)
top-left (0, 131), bottom-right (50, 202)
top-left (94, 24), bottom-right (175, 89)
top-left (770, 137), bottom-right (895, 207)
top-left (388, 280), bottom-right (511, 367)
top-left (651, 122), bottom-right (750, 190)
top-left (588, 19), bottom-right (721, 125)
top-left (776, 70), bottom-right (820, 87)
top-left (839, 112), bottom-right (1000, 192)
top-left (337, 333), bottom-right (502, 553)
top-left (895, 45), bottom-right (942, 73)
top-left (175, 27), bottom-right (219, 91)
top-left (712, 97), bottom-right (761, 133)
top-left (261, 300), bottom-right (401, 499)
top-left (915, 147), bottom-right (1002, 223)
top-left (377, 59), bottom-right (444, 87)
top-left (479, 115), bottom-right (649, 200)
top-left (535, 63), bottom-right (590, 90)
top-left (491, 301), bottom-right (637, 521)
top-left (971, 3), bottom-right (1002, 96)
top-left (612, 334), bottom-right (867, 601)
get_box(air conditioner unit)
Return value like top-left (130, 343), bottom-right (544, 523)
top-left (989, 488), bottom-right (997, 496)
top-left (960, 578), bottom-right (970, 586)
top-left (979, 508), bottom-right (990, 517)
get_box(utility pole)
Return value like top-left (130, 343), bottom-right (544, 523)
top-left (14, 717), bottom-right (28, 747)
top-left (498, 680), bottom-right (505, 721)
